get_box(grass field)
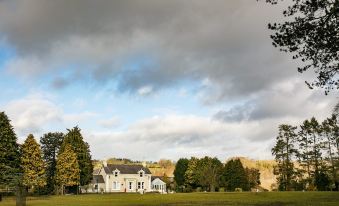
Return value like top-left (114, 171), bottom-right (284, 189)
top-left (1, 192), bottom-right (339, 206)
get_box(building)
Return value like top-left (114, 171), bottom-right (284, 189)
top-left (97, 162), bottom-right (152, 193)
top-left (151, 176), bottom-right (167, 193)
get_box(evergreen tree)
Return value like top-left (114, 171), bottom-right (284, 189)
top-left (21, 134), bottom-right (46, 190)
top-left (40, 132), bottom-right (64, 194)
top-left (0, 111), bottom-right (21, 185)
top-left (272, 124), bottom-right (297, 191)
top-left (56, 144), bottom-right (80, 195)
top-left (222, 159), bottom-right (249, 191)
top-left (59, 126), bottom-right (93, 186)
top-left (174, 158), bottom-right (189, 189)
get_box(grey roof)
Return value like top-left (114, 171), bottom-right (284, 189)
top-left (105, 164), bottom-right (152, 174)
top-left (92, 175), bottom-right (105, 184)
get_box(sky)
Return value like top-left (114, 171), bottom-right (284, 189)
top-left (0, 0), bottom-right (336, 162)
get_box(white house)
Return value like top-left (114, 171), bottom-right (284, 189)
top-left (151, 176), bottom-right (167, 193)
top-left (97, 162), bottom-right (152, 193)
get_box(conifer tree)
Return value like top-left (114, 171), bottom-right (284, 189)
top-left (0, 111), bottom-right (21, 185)
top-left (40, 132), bottom-right (64, 194)
top-left (56, 144), bottom-right (80, 195)
top-left (174, 158), bottom-right (189, 188)
top-left (196, 156), bottom-right (223, 192)
top-left (222, 159), bottom-right (249, 191)
top-left (21, 134), bottom-right (46, 190)
top-left (272, 124), bottom-right (297, 191)
top-left (59, 126), bottom-right (93, 186)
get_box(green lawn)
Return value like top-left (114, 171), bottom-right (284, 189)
top-left (1, 192), bottom-right (339, 206)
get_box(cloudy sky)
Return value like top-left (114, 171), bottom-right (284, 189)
top-left (0, 0), bottom-right (336, 161)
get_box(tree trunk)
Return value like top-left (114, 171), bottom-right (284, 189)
top-left (210, 185), bottom-right (215, 192)
top-left (16, 185), bottom-right (26, 206)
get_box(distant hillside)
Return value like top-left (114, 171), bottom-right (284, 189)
top-left (227, 157), bottom-right (277, 191)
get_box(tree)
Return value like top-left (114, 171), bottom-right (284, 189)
top-left (184, 157), bottom-right (199, 188)
top-left (174, 158), bottom-right (189, 189)
top-left (245, 168), bottom-right (261, 189)
top-left (21, 134), bottom-right (46, 191)
top-left (40, 132), bottom-right (64, 194)
top-left (265, 0), bottom-right (339, 94)
top-left (222, 159), bottom-right (250, 191)
top-left (196, 156), bottom-right (223, 192)
top-left (0, 112), bottom-right (26, 206)
top-left (59, 126), bottom-right (93, 186)
top-left (56, 144), bottom-right (80, 195)
top-left (272, 124), bottom-right (298, 191)
top-left (0, 112), bottom-right (21, 185)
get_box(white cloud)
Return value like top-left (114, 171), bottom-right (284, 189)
top-left (98, 116), bottom-right (120, 129)
top-left (137, 85), bottom-right (153, 96)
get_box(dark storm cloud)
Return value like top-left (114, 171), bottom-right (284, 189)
top-left (0, 0), bottom-right (296, 100)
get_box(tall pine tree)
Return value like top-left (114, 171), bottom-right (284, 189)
top-left (56, 144), bottom-right (80, 195)
top-left (174, 158), bottom-right (189, 189)
top-left (21, 134), bottom-right (46, 190)
top-left (0, 112), bottom-right (21, 185)
top-left (40, 132), bottom-right (64, 194)
top-left (59, 126), bottom-right (93, 186)
top-left (222, 159), bottom-right (249, 191)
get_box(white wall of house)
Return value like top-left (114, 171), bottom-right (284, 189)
top-left (99, 168), bottom-right (152, 193)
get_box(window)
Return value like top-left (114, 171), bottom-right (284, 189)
top-left (139, 171), bottom-right (143, 177)
top-left (138, 182), bottom-right (141, 189)
top-left (114, 171), bottom-right (118, 177)
top-left (112, 181), bottom-right (120, 190)
top-left (129, 182), bottom-right (133, 190)
top-left (94, 185), bottom-right (98, 189)
top-left (141, 182), bottom-right (144, 189)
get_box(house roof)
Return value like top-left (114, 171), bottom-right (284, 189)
top-left (92, 175), bottom-right (105, 184)
top-left (105, 164), bottom-right (152, 174)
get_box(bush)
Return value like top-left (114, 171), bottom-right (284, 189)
top-left (235, 188), bottom-right (242, 192)
top-left (219, 187), bottom-right (225, 192)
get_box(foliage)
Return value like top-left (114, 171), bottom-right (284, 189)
top-left (21, 134), bottom-right (46, 189)
top-left (56, 144), bottom-right (80, 192)
top-left (265, 0), bottom-right (339, 94)
top-left (222, 159), bottom-right (250, 191)
top-left (59, 126), bottom-right (93, 186)
top-left (174, 158), bottom-right (189, 187)
top-left (272, 115), bottom-right (339, 191)
top-left (184, 157), bottom-right (199, 188)
top-left (0, 111), bottom-right (21, 186)
top-left (245, 168), bottom-right (261, 188)
top-left (40, 132), bottom-right (64, 194)
top-left (272, 124), bottom-right (298, 191)
top-left (195, 156), bottom-right (223, 192)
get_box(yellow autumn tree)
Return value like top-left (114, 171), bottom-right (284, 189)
top-left (21, 134), bottom-right (46, 190)
top-left (56, 144), bottom-right (80, 195)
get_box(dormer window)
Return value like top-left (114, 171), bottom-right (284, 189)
top-left (139, 171), bottom-right (144, 177)
top-left (113, 169), bottom-right (120, 177)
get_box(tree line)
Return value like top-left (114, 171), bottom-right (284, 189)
top-left (0, 112), bottom-right (93, 205)
top-left (272, 115), bottom-right (339, 191)
top-left (174, 156), bottom-right (260, 192)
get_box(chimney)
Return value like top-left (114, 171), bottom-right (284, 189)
top-left (103, 160), bottom-right (107, 167)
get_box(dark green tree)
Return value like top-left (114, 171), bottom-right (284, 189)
top-left (265, 0), bottom-right (339, 93)
top-left (59, 126), bottom-right (93, 186)
top-left (222, 159), bottom-right (250, 191)
top-left (174, 158), bottom-right (189, 189)
top-left (196, 156), bottom-right (223, 192)
top-left (40, 132), bottom-right (64, 194)
top-left (272, 124), bottom-right (298, 191)
top-left (0, 112), bottom-right (25, 206)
